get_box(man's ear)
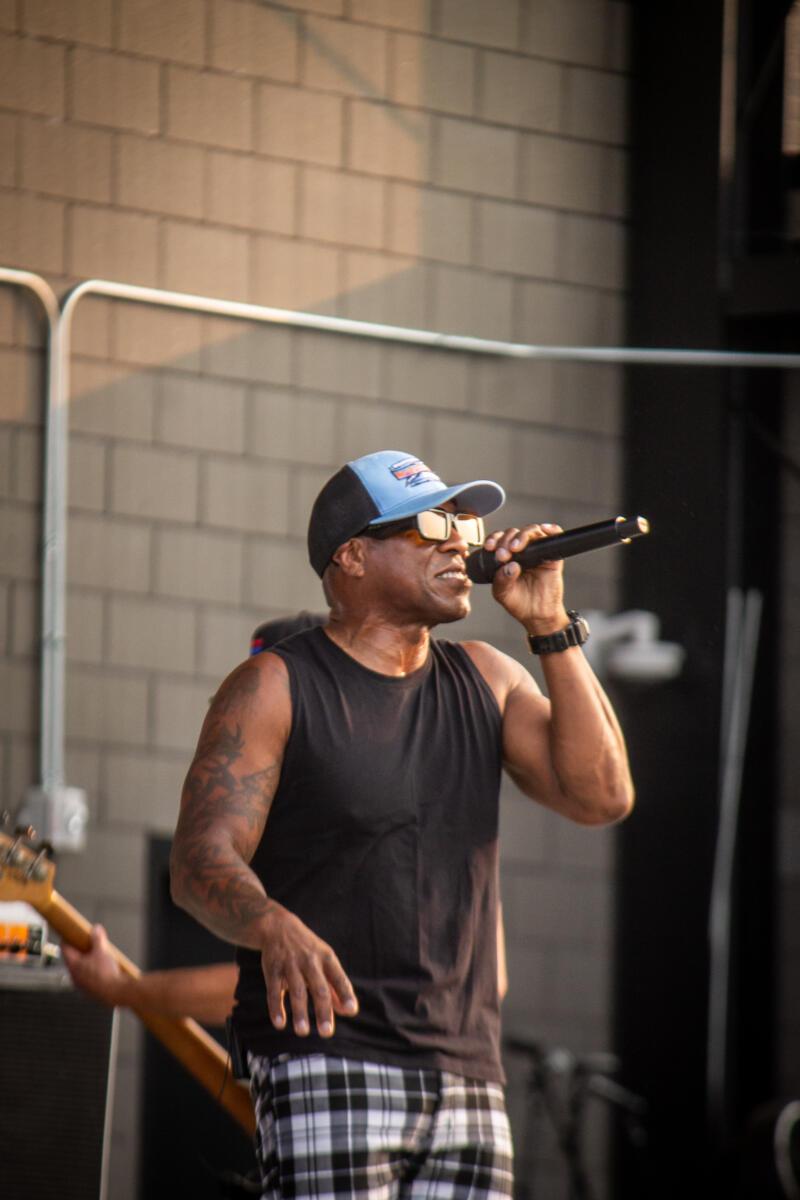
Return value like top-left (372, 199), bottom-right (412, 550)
top-left (331, 537), bottom-right (367, 578)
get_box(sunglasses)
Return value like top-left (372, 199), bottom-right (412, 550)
top-left (361, 508), bottom-right (485, 547)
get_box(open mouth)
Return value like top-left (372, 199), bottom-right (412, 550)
top-left (435, 568), bottom-right (469, 584)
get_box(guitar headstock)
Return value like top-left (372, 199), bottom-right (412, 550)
top-left (0, 827), bottom-right (56, 908)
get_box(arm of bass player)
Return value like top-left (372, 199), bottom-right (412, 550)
top-left (62, 924), bottom-right (238, 1025)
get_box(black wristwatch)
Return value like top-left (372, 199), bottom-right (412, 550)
top-left (527, 610), bottom-right (590, 655)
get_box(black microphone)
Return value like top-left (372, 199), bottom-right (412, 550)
top-left (466, 516), bottom-right (650, 584)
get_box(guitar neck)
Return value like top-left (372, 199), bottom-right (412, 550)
top-left (38, 888), bottom-right (255, 1136)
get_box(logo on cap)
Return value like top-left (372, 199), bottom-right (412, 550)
top-left (389, 457), bottom-right (439, 489)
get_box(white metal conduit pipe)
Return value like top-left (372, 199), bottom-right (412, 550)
top-left (0, 269), bottom-right (61, 798)
top-left (21, 273), bottom-right (800, 797)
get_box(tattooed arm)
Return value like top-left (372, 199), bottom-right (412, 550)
top-left (170, 651), bottom-right (358, 1038)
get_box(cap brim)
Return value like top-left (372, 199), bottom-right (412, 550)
top-left (367, 479), bottom-right (506, 525)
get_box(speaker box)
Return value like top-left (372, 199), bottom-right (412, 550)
top-left (0, 967), bottom-right (117, 1200)
top-left (141, 838), bottom-right (257, 1200)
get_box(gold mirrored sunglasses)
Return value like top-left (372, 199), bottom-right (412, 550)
top-left (361, 508), bottom-right (485, 547)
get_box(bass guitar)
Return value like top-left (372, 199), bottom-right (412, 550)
top-left (0, 828), bottom-right (255, 1136)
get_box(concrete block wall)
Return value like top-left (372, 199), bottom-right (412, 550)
top-left (0, 3), bottom-right (630, 1197)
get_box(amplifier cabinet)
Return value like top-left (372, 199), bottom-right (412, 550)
top-left (0, 967), bottom-right (117, 1200)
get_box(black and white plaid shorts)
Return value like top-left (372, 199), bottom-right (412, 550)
top-left (248, 1052), bottom-right (514, 1200)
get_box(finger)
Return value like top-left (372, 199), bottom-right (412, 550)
top-left (491, 561), bottom-right (522, 592)
top-left (498, 525), bottom-right (561, 563)
top-left (483, 530), bottom-right (506, 551)
top-left (521, 525), bottom-right (568, 570)
top-left (492, 528), bottom-right (521, 562)
top-left (286, 963), bottom-right (311, 1036)
top-left (323, 952), bottom-right (359, 1016)
top-left (265, 965), bottom-right (288, 1030)
top-left (512, 523), bottom-right (550, 546)
top-left (305, 961), bottom-right (335, 1037)
top-left (528, 522), bottom-right (561, 539)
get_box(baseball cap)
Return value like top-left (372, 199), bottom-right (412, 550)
top-left (307, 450), bottom-right (506, 577)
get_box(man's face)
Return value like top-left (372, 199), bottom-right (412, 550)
top-left (360, 500), bottom-right (476, 625)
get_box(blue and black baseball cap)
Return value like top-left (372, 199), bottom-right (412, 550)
top-left (307, 450), bottom-right (506, 577)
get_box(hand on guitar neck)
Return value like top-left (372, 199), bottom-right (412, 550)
top-left (0, 827), bottom-right (255, 1136)
top-left (62, 925), bottom-right (237, 1027)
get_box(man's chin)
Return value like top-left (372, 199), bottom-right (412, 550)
top-left (431, 595), bottom-right (471, 625)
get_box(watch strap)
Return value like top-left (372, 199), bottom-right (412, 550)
top-left (527, 610), bottom-right (590, 655)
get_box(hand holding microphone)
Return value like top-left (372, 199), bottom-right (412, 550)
top-left (466, 516), bottom-right (650, 584)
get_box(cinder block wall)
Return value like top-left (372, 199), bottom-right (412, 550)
top-left (0, 3), bottom-right (630, 1196)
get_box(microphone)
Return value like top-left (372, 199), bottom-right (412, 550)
top-left (466, 515), bottom-right (650, 584)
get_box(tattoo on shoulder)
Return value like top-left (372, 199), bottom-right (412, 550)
top-left (211, 659), bottom-right (262, 716)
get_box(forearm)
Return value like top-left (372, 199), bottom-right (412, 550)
top-left (117, 963), bottom-right (236, 1024)
top-left (540, 647), bottom-right (633, 821)
top-left (169, 829), bottom-right (276, 951)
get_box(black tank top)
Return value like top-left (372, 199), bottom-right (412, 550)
top-left (233, 626), bottom-right (505, 1082)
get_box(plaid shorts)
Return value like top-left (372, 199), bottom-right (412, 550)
top-left (248, 1052), bottom-right (514, 1200)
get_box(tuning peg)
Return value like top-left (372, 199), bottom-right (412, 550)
top-left (14, 824), bottom-right (38, 842)
top-left (24, 847), bottom-right (51, 882)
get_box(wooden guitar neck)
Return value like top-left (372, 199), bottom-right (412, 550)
top-left (38, 888), bottom-right (255, 1136)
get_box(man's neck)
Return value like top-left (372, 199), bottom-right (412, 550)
top-left (324, 615), bottom-right (431, 677)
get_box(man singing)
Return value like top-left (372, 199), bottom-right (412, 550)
top-left (170, 449), bottom-right (634, 1199)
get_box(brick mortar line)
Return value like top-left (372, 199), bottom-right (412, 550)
top-left (5, 377), bottom-right (619, 455)
top-left (136, 404), bottom-right (627, 448)
top-left (63, 367), bottom-right (629, 438)
top-left (18, 203), bottom-right (630, 291)
top-left (66, 660), bottom-right (227, 687)
top-left (16, 223), bottom-right (630, 297)
top-left (0, 22), bottom-right (634, 82)
top-left (1, 168), bottom-right (631, 234)
top-left (200, 0), bottom-right (213, 71)
top-left (0, 93), bottom-right (633, 154)
top-left (2, 575), bottom-right (16, 657)
top-left (99, 746), bottom-right (193, 764)
top-left (261, 3), bottom-right (632, 77)
top-left (1, 106), bottom-right (632, 174)
top-left (67, 664), bottom-right (210, 692)
top-left (5, 114), bottom-right (632, 177)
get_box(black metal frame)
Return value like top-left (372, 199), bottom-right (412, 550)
top-left (615, 3), bottom-right (793, 1197)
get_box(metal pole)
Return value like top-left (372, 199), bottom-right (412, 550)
top-left (60, 278), bottom-right (800, 369)
top-left (707, 587), bottom-right (763, 1144)
top-left (0, 270), bottom-right (61, 791)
